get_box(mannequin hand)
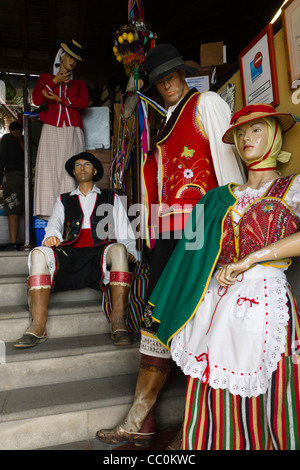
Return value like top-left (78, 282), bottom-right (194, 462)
top-left (216, 255), bottom-right (254, 287)
top-left (53, 71), bottom-right (71, 84)
top-left (44, 236), bottom-right (61, 247)
top-left (128, 253), bottom-right (136, 263)
top-left (42, 90), bottom-right (62, 102)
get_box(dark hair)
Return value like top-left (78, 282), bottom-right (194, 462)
top-left (9, 121), bottom-right (23, 132)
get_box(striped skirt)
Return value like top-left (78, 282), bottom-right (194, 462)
top-left (183, 287), bottom-right (300, 450)
top-left (33, 123), bottom-right (85, 219)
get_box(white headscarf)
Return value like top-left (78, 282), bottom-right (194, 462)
top-left (53, 47), bottom-right (73, 79)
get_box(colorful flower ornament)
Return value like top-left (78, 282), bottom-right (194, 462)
top-left (113, 18), bottom-right (157, 77)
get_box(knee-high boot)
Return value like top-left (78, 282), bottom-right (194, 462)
top-left (96, 354), bottom-right (171, 447)
top-left (14, 274), bottom-right (51, 348)
top-left (109, 271), bottom-right (133, 346)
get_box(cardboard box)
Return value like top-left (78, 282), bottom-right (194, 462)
top-left (200, 42), bottom-right (224, 67)
top-left (86, 149), bottom-right (112, 190)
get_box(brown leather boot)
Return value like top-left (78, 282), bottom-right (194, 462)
top-left (96, 354), bottom-right (171, 447)
top-left (109, 271), bottom-right (133, 346)
top-left (14, 274), bottom-right (51, 348)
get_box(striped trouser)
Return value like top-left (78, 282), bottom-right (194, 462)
top-left (183, 289), bottom-right (300, 450)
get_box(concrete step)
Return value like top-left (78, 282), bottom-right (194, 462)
top-left (0, 370), bottom-right (186, 450)
top-left (0, 250), bottom-right (28, 276)
top-left (0, 334), bottom-right (141, 391)
top-left (0, 300), bottom-right (108, 342)
top-left (0, 274), bottom-right (101, 307)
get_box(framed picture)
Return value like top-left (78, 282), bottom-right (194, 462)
top-left (239, 24), bottom-right (279, 106)
top-left (282, 0), bottom-right (300, 87)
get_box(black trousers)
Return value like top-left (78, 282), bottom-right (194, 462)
top-left (51, 245), bottom-right (107, 293)
top-left (145, 231), bottom-right (181, 303)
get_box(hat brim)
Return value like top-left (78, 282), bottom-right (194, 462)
top-left (222, 112), bottom-right (296, 144)
top-left (61, 42), bottom-right (83, 61)
top-left (143, 64), bottom-right (197, 94)
top-left (65, 152), bottom-right (104, 182)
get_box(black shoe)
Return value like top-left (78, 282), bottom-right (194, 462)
top-left (4, 243), bottom-right (18, 251)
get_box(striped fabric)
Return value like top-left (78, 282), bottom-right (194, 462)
top-left (34, 123), bottom-right (84, 219)
top-left (183, 288), bottom-right (300, 450)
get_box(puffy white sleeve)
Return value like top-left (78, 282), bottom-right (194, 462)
top-left (197, 91), bottom-right (246, 186)
top-left (43, 196), bottom-right (65, 243)
top-left (113, 194), bottom-right (138, 260)
top-left (285, 174), bottom-right (300, 219)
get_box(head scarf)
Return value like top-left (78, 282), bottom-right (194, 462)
top-left (233, 116), bottom-right (291, 171)
top-left (52, 47), bottom-right (73, 79)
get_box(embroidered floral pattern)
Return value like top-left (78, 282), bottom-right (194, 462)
top-left (171, 275), bottom-right (289, 397)
top-left (184, 169), bottom-right (194, 179)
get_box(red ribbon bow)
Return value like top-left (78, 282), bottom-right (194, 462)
top-left (195, 349), bottom-right (210, 384)
top-left (237, 297), bottom-right (259, 307)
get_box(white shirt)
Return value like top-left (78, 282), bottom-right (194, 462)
top-left (166, 91), bottom-right (246, 186)
top-left (43, 184), bottom-right (138, 259)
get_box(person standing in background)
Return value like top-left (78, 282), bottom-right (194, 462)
top-left (0, 120), bottom-right (24, 250)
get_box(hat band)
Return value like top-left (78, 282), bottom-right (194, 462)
top-left (148, 56), bottom-right (184, 83)
top-left (230, 104), bottom-right (276, 125)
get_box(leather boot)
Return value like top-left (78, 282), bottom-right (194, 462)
top-left (96, 354), bottom-right (171, 447)
top-left (14, 274), bottom-right (51, 348)
top-left (109, 271), bottom-right (133, 346)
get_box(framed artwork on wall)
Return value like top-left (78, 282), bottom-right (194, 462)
top-left (239, 24), bottom-right (280, 106)
top-left (282, 0), bottom-right (300, 88)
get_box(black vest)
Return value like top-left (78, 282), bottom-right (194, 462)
top-left (60, 189), bottom-right (116, 247)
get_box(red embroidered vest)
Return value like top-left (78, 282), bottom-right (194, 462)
top-left (143, 90), bottom-right (218, 233)
top-left (218, 175), bottom-right (300, 266)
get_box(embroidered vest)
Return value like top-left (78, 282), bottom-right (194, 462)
top-left (218, 175), bottom-right (300, 266)
top-left (60, 190), bottom-right (116, 247)
top-left (143, 89), bottom-right (218, 233)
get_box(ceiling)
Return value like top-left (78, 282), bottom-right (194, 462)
top-left (0, 0), bottom-right (284, 90)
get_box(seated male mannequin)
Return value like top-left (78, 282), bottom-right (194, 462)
top-left (14, 152), bottom-right (137, 348)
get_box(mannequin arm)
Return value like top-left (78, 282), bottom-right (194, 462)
top-left (216, 232), bottom-right (300, 287)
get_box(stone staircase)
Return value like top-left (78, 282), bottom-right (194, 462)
top-left (0, 251), bottom-right (185, 450)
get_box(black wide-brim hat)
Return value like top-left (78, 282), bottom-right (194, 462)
top-left (143, 44), bottom-right (197, 93)
top-left (61, 39), bottom-right (83, 61)
top-left (65, 152), bottom-right (104, 182)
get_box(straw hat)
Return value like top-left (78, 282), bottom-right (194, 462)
top-left (143, 44), bottom-right (197, 93)
top-left (222, 103), bottom-right (296, 144)
top-left (61, 39), bottom-right (83, 61)
top-left (65, 152), bottom-right (104, 182)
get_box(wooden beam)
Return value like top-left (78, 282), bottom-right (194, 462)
top-left (20, 0), bottom-right (29, 59)
top-left (48, 0), bottom-right (57, 62)
top-left (77, 0), bottom-right (87, 45)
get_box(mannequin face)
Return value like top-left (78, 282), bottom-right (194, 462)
top-left (73, 159), bottom-right (96, 183)
top-left (60, 52), bottom-right (77, 72)
top-left (155, 70), bottom-right (189, 107)
top-left (236, 119), bottom-right (269, 163)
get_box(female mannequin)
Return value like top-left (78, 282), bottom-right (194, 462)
top-left (32, 39), bottom-right (89, 221)
top-left (147, 103), bottom-right (300, 449)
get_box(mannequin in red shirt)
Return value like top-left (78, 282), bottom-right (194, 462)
top-left (32, 39), bottom-right (89, 221)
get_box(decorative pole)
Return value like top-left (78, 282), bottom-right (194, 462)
top-left (112, 1), bottom-right (156, 256)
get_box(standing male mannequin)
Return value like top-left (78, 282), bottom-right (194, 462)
top-left (14, 152), bottom-right (137, 348)
top-left (96, 44), bottom-right (245, 446)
